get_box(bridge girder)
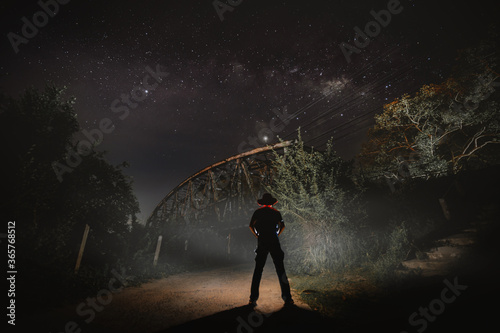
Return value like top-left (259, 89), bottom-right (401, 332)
top-left (146, 141), bottom-right (292, 230)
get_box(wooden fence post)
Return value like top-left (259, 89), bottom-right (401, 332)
top-left (74, 224), bottom-right (90, 274)
top-left (153, 235), bottom-right (163, 267)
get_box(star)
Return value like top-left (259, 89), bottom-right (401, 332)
top-left (0, 0), bottom-right (494, 221)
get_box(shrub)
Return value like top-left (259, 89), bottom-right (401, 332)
top-left (269, 131), bottom-right (366, 274)
top-left (370, 222), bottom-right (411, 281)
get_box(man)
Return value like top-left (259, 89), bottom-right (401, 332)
top-left (249, 193), bottom-right (293, 307)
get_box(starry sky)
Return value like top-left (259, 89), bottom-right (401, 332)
top-left (1, 0), bottom-right (497, 221)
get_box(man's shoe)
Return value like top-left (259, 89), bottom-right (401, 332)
top-left (248, 299), bottom-right (257, 307)
top-left (284, 299), bottom-right (295, 307)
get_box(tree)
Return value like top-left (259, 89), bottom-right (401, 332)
top-left (359, 39), bottom-right (500, 185)
top-left (0, 85), bottom-right (139, 298)
top-left (268, 131), bottom-right (365, 273)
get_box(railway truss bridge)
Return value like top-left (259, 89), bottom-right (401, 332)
top-left (145, 141), bottom-right (292, 264)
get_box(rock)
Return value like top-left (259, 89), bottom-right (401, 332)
top-left (426, 246), bottom-right (465, 261)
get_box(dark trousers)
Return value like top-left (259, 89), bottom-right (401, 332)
top-left (250, 239), bottom-right (292, 302)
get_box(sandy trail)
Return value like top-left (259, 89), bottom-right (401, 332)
top-left (37, 262), bottom-right (311, 333)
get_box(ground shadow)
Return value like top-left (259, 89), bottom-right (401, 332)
top-left (159, 304), bottom-right (335, 333)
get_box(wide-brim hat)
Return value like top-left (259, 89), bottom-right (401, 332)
top-left (257, 193), bottom-right (278, 205)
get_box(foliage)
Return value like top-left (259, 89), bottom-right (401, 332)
top-left (268, 131), bottom-right (366, 274)
top-left (369, 222), bottom-right (410, 282)
top-left (0, 85), bottom-right (141, 304)
top-left (268, 130), bottom-right (418, 280)
top-left (359, 39), bottom-right (500, 183)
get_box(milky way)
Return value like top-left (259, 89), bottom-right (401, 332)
top-left (1, 0), bottom-right (496, 220)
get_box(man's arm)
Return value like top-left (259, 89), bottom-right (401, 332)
top-left (277, 220), bottom-right (285, 236)
top-left (249, 219), bottom-right (259, 239)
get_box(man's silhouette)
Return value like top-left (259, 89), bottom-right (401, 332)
top-left (249, 193), bottom-right (293, 306)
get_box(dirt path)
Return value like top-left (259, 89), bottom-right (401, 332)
top-left (35, 262), bottom-right (314, 333)
top-left (29, 222), bottom-right (498, 333)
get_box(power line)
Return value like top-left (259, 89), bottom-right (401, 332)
top-left (284, 50), bottom-right (430, 148)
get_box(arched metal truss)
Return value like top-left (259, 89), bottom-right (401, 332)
top-left (146, 141), bottom-right (292, 230)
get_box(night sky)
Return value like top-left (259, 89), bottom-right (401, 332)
top-left (1, 0), bottom-right (496, 221)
